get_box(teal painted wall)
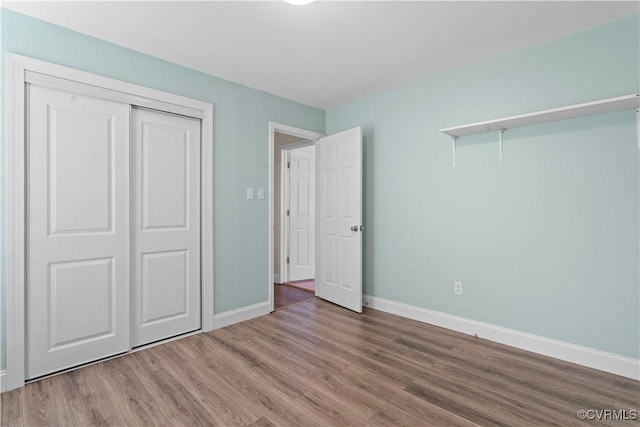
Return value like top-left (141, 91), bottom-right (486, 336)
top-left (326, 16), bottom-right (640, 359)
top-left (0, 9), bottom-right (325, 369)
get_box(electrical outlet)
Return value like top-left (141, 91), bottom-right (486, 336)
top-left (454, 281), bottom-right (463, 295)
top-left (257, 188), bottom-right (265, 200)
top-left (246, 188), bottom-right (254, 200)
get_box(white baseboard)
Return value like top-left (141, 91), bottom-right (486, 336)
top-left (274, 273), bottom-right (281, 284)
top-left (213, 301), bottom-right (271, 330)
top-left (0, 370), bottom-right (6, 393)
top-left (364, 295), bottom-right (639, 380)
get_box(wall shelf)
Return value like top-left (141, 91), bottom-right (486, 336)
top-left (440, 93), bottom-right (640, 166)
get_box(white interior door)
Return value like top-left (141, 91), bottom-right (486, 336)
top-left (131, 107), bottom-right (201, 347)
top-left (288, 146), bottom-right (316, 281)
top-left (316, 127), bottom-right (363, 312)
top-left (27, 85), bottom-right (130, 379)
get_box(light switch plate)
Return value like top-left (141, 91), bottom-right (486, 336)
top-left (257, 188), bottom-right (265, 200)
top-left (454, 281), bottom-right (463, 295)
top-left (246, 188), bottom-right (254, 200)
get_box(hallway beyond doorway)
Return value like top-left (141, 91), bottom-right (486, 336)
top-left (274, 281), bottom-right (315, 310)
top-left (285, 279), bottom-right (314, 293)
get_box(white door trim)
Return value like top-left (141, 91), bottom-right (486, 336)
top-left (281, 149), bottom-right (291, 284)
top-left (268, 122), bottom-right (324, 312)
top-left (7, 53), bottom-right (215, 391)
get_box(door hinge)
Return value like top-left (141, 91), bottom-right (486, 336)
top-left (287, 161), bottom-right (290, 169)
top-left (286, 209), bottom-right (290, 216)
top-left (286, 257), bottom-right (290, 264)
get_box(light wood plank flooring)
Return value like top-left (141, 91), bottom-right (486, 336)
top-left (2, 299), bottom-right (638, 426)
top-left (274, 283), bottom-right (316, 310)
top-left (283, 279), bottom-right (315, 293)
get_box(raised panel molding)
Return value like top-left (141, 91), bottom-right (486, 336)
top-left (49, 258), bottom-right (115, 348)
top-left (141, 250), bottom-right (189, 325)
top-left (141, 122), bottom-right (189, 230)
top-left (48, 107), bottom-right (114, 234)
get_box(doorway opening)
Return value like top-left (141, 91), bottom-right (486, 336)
top-left (274, 134), bottom-right (316, 309)
top-left (268, 122), bottom-right (364, 314)
top-left (268, 123), bottom-right (324, 311)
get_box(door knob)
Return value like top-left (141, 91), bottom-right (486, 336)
top-left (351, 225), bottom-right (359, 232)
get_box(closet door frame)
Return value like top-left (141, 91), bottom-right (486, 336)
top-left (7, 53), bottom-right (215, 391)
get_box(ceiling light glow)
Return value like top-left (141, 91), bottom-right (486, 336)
top-left (283, 0), bottom-right (315, 5)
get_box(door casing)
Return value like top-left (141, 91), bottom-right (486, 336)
top-left (269, 123), bottom-right (363, 313)
top-left (268, 123), bottom-right (324, 312)
top-left (7, 54), bottom-right (215, 391)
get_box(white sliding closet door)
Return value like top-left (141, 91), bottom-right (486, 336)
top-left (27, 85), bottom-right (130, 379)
top-left (131, 108), bottom-right (201, 347)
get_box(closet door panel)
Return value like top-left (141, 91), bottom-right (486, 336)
top-left (27, 85), bottom-right (130, 379)
top-left (142, 123), bottom-right (189, 229)
top-left (132, 108), bottom-right (201, 347)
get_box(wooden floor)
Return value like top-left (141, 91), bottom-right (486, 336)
top-left (274, 283), bottom-right (315, 310)
top-left (2, 299), bottom-right (638, 426)
top-left (283, 279), bottom-right (315, 293)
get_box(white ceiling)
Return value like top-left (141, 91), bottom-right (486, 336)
top-left (3, 1), bottom-right (638, 109)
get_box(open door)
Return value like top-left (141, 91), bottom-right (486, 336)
top-left (316, 127), bottom-right (363, 313)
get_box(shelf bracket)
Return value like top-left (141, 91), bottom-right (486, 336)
top-left (498, 129), bottom-right (505, 164)
top-left (452, 137), bottom-right (457, 167)
top-left (636, 108), bottom-right (639, 151)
